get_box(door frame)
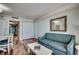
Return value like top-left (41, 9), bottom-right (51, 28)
top-left (9, 20), bottom-right (20, 38)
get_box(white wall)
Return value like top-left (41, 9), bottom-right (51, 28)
top-left (10, 17), bottom-right (34, 40)
top-left (34, 8), bottom-right (79, 44)
top-left (0, 16), bottom-right (10, 36)
top-left (0, 19), bottom-right (5, 35)
top-left (0, 16), bottom-right (34, 40)
top-left (22, 20), bottom-right (34, 39)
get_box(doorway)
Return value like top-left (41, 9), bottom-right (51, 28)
top-left (9, 21), bottom-right (21, 54)
top-left (9, 21), bottom-right (20, 37)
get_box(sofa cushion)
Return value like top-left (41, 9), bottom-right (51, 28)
top-left (49, 41), bottom-right (67, 53)
top-left (40, 39), bottom-right (66, 53)
top-left (39, 39), bottom-right (52, 45)
top-left (45, 33), bottom-right (71, 44)
top-left (52, 48), bottom-right (66, 55)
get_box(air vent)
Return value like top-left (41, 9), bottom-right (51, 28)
top-left (11, 16), bottom-right (18, 19)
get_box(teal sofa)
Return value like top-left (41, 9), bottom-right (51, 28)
top-left (38, 33), bottom-right (75, 55)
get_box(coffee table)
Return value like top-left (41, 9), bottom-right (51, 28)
top-left (27, 42), bottom-right (53, 55)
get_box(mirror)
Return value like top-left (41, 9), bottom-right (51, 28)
top-left (50, 16), bottom-right (67, 32)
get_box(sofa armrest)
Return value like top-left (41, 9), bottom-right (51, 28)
top-left (67, 36), bottom-right (75, 55)
top-left (38, 36), bottom-right (45, 40)
top-left (38, 36), bottom-right (45, 42)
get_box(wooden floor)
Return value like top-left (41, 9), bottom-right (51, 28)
top-left (0, 37), bottom-right (36, 55)
top-left (12, 36), bottom-right (28, 55)
top-left (12, 37), bottom-right (38, 55)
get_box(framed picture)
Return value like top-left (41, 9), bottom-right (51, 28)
top-left (50, 16), bottom-right (67, 32)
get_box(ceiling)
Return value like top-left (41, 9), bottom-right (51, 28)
top-left (1, 3), bottom-right (79, 20)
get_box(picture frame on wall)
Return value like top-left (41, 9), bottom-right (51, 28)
top-left (50, 16), bottom-right (67, 32)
